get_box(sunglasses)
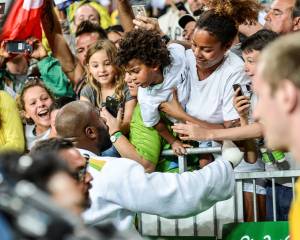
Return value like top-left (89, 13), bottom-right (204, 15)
top-left (74, 154), bottom-right (89, 182)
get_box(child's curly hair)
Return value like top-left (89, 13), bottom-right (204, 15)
top-left (207, 0), bottom-right (261, 25)
top-left (116, 29), bottom-right (171, 69)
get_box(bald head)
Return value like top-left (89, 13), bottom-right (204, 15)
top-left (55, 101), bottom-right (111, 155)
top-left (55, 101), bottom-right (95, 138)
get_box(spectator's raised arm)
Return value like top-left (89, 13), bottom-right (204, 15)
top-left (41, 0), bottom-right (84, 86)
top-left (116, 0), bottom-right (135, 32)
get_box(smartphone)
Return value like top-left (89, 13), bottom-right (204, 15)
top-left (175, 2), bottom-right (188, 14)
top-left (233, 84), bottom-right (243, 96)
top-left (0, 2), bottom-right (5, 14)
top-left (6, 41), bottom-right (33, 54)
top-left (105, 96), bottom-right (119, 118)
top-left (132, 5), bottom-right (147, 18)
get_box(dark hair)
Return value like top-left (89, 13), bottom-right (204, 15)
top-left (293, 0), bottom-right (300, 18)
top-left (196, 10), bottom-right (238, 46)
top-left (196, 0), bottom-right (261, 46)
top-left (49, 97), bottom-right (75, 113)
top-left (116, 29), bottom-right (171, 69)
top-left (0, 152), bottom-right (72, 193)
top-left (106, 25), bottom-right (124, 34)
top-left (75, 20), bottom-right (107, 39)
top-left (241, 29), bottom-right (279, 53)
top-left (30, 138), bottom-right (74, 157)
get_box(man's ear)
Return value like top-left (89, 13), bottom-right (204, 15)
top-left (85, 126), bottom-right (97, 139)
top-left (281, 80), bottom-right (298, 114)
top-left (153, 65), bottom-right (161, 72)
top-left (292, 16), bottom-right (300, 31)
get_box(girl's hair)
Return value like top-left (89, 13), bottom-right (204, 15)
top-left (85, 40), bottom-right (125, 108)
top-left (17, 78), bottom-right (54, 123)
top-left (196, 0), bottom-right (261, 46)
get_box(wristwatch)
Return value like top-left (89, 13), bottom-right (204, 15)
top-left (110, 131), bottom-right (122, 143)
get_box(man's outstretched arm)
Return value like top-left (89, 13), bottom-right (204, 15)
top-left (97, 157), bottom-right (234, 218)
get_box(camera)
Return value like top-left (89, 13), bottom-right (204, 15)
top-left (6, 40), bottom-right (33, 54)
top-left (232, 83), bottom-right (252, 97)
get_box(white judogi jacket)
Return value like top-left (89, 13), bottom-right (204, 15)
top-left (79, 149), bottom-right (235, 231)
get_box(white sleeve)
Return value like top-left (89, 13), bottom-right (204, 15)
top-left (222, 69), bottom-right (249, 121)
top-left (97, 157), bottom-right (235, 218)
top-left (137, 88), bottom-right (162, 127)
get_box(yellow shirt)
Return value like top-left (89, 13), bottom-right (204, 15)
top-left (0, 91), bottom-right (25, 152)
top-left (289, 178), bottom-right (300, 240)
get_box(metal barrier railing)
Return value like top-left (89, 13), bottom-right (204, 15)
top-left (138, 147), bottom-right (300, 238)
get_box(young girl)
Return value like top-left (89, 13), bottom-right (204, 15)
top-left (18, 79), bottom-right (54, 151)
top-left (80, 40), bottom-right (136, 135)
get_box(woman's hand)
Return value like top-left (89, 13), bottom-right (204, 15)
top-left (160, 89), bottom-right (186, 121)
top-left (100, 107), bottom-right (123, 135)
top-left (172, 121), bottom-right (210, 141)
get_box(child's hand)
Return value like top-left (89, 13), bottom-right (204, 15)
top-left (171, 140), bottom-right (188, 156)
top-left (233, 87), bottom-right (250, 120)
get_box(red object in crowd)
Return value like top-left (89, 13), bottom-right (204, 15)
top-left (0, 0), bottom-right (44, 41)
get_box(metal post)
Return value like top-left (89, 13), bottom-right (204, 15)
top-left (252, 179), bottom-right (257, 222)
top-left (178, 155), bottom-right (187, 173)
top-left (272, 178), bottom-right (277, 221)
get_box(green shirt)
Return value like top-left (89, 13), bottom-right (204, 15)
top-left (38, 55), bottom-right (75, 98)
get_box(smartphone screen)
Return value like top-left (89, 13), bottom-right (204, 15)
top-left (0, 3), bottom-right (5, 14)
top-left (105, 96), bottom-right (119, 118)
top-left (132, 5), bottom-right (147, 17)
top-left (233, 84), bottom-right (243, 96)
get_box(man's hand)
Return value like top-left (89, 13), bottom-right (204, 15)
top-left (100, 107), bottom-right (122, 136)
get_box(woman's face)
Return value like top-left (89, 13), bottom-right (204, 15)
top-left (23, 86), bottom-right (53, 130)
top-left (107, 31), bottom-right (123, 48)
top-left (88, 49), bottom-right (117, 86)
top-left (191, 29), bottom-right (229, 71)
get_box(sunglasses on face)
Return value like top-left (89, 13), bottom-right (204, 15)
top-left (73, 154), bottom-right (89, 182)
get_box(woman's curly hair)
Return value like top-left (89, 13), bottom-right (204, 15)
top-left (116, 29), bottom-right (171, 69)
top-left (196, 0), bottom-right (261, 46)
top-left (207, 0), bottom-right (261, 25)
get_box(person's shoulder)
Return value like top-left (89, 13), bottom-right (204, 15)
top-left (81, 84), bottom-right (96, 96)
top-left (224, 51), bottom-right (244, 70)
